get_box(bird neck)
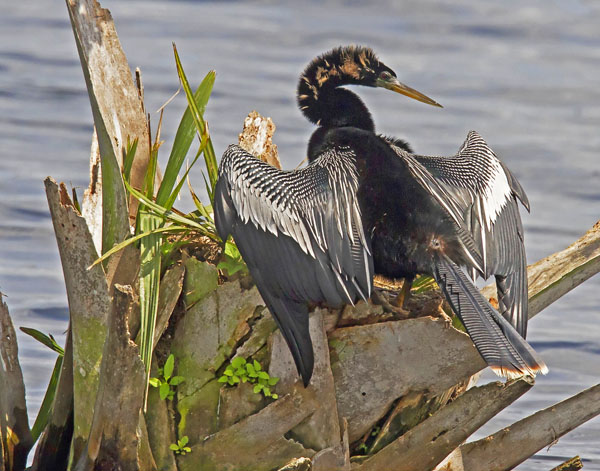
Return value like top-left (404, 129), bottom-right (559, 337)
top-left (298, 79), bottom-right (375, 130)
top-left (303, 87), bottom-right (376, 161)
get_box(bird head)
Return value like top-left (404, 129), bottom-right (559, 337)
top-left (298, 45), bottom-right (442, 108)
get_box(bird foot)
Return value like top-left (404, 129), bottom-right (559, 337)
top-left (371, 290), bottom-right (411, 319)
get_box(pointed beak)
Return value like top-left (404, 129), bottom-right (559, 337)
top-left (377, 77), bottom-right (443, 108)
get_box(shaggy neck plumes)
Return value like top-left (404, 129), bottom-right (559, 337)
top-left (298, 46), bottom-right (382, 160)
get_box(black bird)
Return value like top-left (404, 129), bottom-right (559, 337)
top-left (214, 46), bottom-right (546, 385)
top-left (299, 46), bottom-right (531, 340)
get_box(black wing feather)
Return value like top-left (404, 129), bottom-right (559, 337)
top-left (414, 131), bottom-right (529, 338)
top-left (214, 144), bottom-right (373, 385)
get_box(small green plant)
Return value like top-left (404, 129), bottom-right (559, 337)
top-left (170, 435), bottom-right (191, 455)
top-left (218, 357), bottom-right (279, 399)
top-left (217, 241), bottom-right (249, 277)
top-left (149, 354), bottom-right (185, 400)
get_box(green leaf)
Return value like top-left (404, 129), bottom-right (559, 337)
top-left (148, 377), bottom-right (160, 388)
top-left (268, 377), bottom-right (279, 386)
top-left (159, 382), bottom-right (170, 400)
top-left (89, 224), bottom-right (188, 269)
top-left (217, 375), bottom-right (228, 383)
top-left (163, 354), bottom-right (175, 380)
top-left (257, 371), bottom-right (270, 380)
top-left (253, 384), bottom-right (263, 394)
top-left (263, 387), bottom-right (271, 396)
top-left (139, 211), bottom-right (162, 407)
top-left (124, 179), bottom-right (215, 236)
top-left (183, 447), bottom-right (191, 453)
top-left (173, 44), bottom-right (219, 202)
top-left (253, 360), bottom-right (261, 371)
top-left (30, 354), bottom-right (63, 441)
top-left (123, 137), bottom-right (138, 183)
top-left (156, 69), bottom-right (216, 209)
top-left (231, 375), bottom-right (240, 384)
top-left (231, 356), bottom-right (246, 369)
top-left (223, 368), bottom-right (233, 377)
top-left (169, 444), bottom-right (179, 451)
top-left (179, 436), bottom-right (189, 446)
top-left (170, 376), bottom-right (185, 386)
top-left (245, 363), bottom-right (256, 376)
top-left (19, 327), bottom-right (64, 356)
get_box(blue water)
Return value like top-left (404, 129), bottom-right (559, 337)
top-left (1, 1), bottom-right (598, 468)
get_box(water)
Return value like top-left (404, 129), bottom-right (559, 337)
top-left (1, 0), bottom-right (598, 468)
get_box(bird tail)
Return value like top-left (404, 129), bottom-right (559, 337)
top-left (432, 254), bottom-right (547, 379)
top-left (257, 289), bottom-right (314, 387)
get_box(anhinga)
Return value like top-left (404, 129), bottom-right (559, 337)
top-left (300, 46), bottom-right (530, 340)
top-left (214, 46), bottom-right (546, 386)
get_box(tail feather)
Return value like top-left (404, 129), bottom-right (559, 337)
top-left (255, 287), bottom-right (314, 386)
top-left (433, 254), bottom-right (547, 378)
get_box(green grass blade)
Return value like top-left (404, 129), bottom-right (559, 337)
top-left (123, 138), bottom-right (139, 183)
top-left (124, 179), bottom-right (215, 235)
top-left (156, 69), bottom-right (216, 209)
top-left (173, 44), bottom-right (219, 202)
top-left (139, 211), bottom-right (162, 407)
top-left (89, 224), bottom-right (189, 269)
top-left (30, 355), bottom-right (63, 441)
top-left (20, 327), bottom-right (65, 356)
top-left (163, 147), bottom-right (204, 212)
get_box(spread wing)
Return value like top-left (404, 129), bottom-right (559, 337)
top-left (414, 131), bottom-right (529, 337)
top-left (214, 144), bottom-right (373, 384)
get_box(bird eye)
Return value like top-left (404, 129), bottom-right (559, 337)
top-left (379, 71), bottom-right (392, 80)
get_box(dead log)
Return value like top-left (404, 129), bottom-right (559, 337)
top-left (0, 300), bottom-right (33, 471)
top-left (550, 456), bottom-right (583, 471)
top-left (45, 178), bottom-right (111, 462)
top-left (66, 0), bottom-right (146, 289)
top-left (189, 386), bottom-right (318, 471)
top-left (356, 378), bottom-right (533, 471)
top-left (74, 285), bottom-right (153, 471)
top-left (238, 111), bottom-right (281, 169)
top-left (329, 317), bottom-right (486, 443)
top-left (482, 220), bottom-right (600, 318)
top-left (435, 383), bottom-right (600, 471)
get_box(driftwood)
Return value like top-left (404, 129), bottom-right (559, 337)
top-left (0, 300), bottom-right (32, 471)
top-left (355, 378), bottom-right (533, 471)
top-left (74, 285), bottom-right (150, 471)
top-left (66, 0), bottom-right (144, 291)
top-left (436, 383), bottom-right (600, 471)
top-left (550, 456), bottom-right (583, 471)
top-left (44, 178), bottom-right (111, 462)
top-left (482, 220), bottom-right (600, 319)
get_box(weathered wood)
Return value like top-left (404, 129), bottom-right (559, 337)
top-left (270, 309), bottom-right (342, 452)
top-left (436, 383), bottom-right (600, 471)
top-left (66, 0), bottom-right (145, 290)
top-left (356, 378), bottom-right (533, 471)
top-left (189, 386), bottom-right (318, 471)
top-left (81, 128), bottom-right (102, 254)
top-left (74, 285), bottom-right (152, 471)
top-left (329, 317), bottom-right (486, 443)
top-left (238, 111), bottom-right (281, 169)
top-left (0, 300), bottom-right (33, 471)
top-left (550, 456), bottom-right (583, 471)
top-left (482, 220), bottom-right (600, 318)
top-left (45, 177), bottom-right (111, 461)
top-left (30, 329), bottom-right (74, 471)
